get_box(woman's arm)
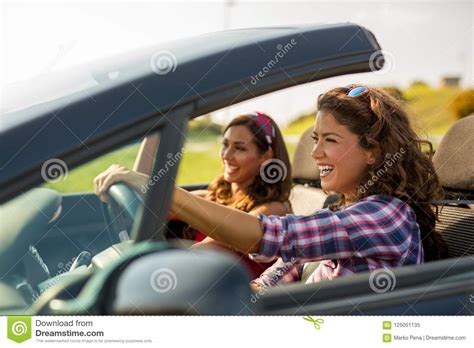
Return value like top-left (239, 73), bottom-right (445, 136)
top-left (190, 190), bottom-right (208, 198)
top-left (133, 134), bottom-right (159, 175)
top-left (94, 136), bottom-right (158, 202)
top-left (173, 189), bottom-right (420, 265)
top-left (194, 201), bottom-right (288, 250)
top-left (171, 187), bottom-right (263, 253)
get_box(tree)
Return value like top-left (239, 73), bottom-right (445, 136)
top-left (382, 86), bottom-right (405, 101)
top-left (452, 89), bottom-right (474, 120)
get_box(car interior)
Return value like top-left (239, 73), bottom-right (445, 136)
top-left (1, 108), bottom-right (473, 316)
top-left (3, 22), bottom-right (472, 316)
top-left (1, 23), bottom-right (388, 315)
top-left (432, 116), bottom-right (474, 258)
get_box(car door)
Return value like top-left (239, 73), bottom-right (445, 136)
top-left (256, 256), bottom-right (474, 315)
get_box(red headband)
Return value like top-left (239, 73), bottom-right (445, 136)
top-left (250, 112), bottom-right (276, 150)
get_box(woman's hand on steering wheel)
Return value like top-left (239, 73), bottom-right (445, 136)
top-left (94, 164), bottom-right (149, 203)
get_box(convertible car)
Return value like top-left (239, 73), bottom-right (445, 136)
top-left (1, 23), bottom-right (473, 315)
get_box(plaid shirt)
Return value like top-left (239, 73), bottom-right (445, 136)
top-left (250, 195), bottom-right (423, 287)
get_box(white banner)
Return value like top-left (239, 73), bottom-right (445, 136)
top-left (0, 316), bottom-right (472, 347)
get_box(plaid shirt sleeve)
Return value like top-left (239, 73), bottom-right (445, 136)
top-left (250, 195), bottom-right (420, 264)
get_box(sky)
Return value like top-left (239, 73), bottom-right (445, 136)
top-left (1, 0), bottom-right (473, 126)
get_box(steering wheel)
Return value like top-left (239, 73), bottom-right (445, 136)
top-left (103, 182), bottom-right (191, 243)
top-left (103, 182), bottom-right (143, 242)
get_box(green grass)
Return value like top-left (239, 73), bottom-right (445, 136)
top-left (404, 86), bottom-right (460, 138)
top-left (282, 112), bottom-right (316, 136)
top-left (43, 144), bottom-right (139, 193)
top-left (177, 142), bottom-right (222, 183)
top-left (43, 86), bottom-right (462, 194)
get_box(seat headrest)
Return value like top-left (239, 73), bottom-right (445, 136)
top-left (433, 115), bottom-right (474, 191)
top-left (292, 127), bottom-right (319, 180)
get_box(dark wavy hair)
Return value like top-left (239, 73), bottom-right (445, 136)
top-left (317, 86), bottom-right (448, 262)
top-left (206, 114), bottom-right (292, 212)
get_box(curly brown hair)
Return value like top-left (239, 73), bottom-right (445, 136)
top-left (206, 114), bottom-right (292, 212)
top-left (317, 86), bottom-right (448, 262)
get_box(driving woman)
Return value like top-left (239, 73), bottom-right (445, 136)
top-left (168, 85), bottom-right (449, 286)
top-left (94, 112), bottom-right (293, 277)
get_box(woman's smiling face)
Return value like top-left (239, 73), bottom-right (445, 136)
top-left (220, 125), bottom-right (271, 187)
top-left (311, 110), bottom-right (376, 199)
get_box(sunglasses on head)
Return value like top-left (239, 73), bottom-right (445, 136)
top-left (345, 85), bottom-right (369, 97)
